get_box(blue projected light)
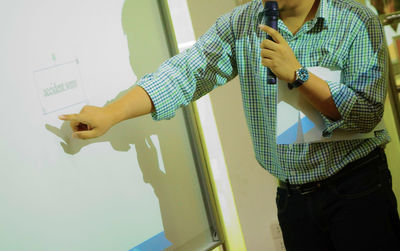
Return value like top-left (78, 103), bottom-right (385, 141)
top-left (301, 116), bottom-right (314, 135)
top-left (277, 121), bottom-right (298, 144)
top-left (276, 115), bottom-right (315, 144)
top-left (129, 232), bottom-right (172, 251)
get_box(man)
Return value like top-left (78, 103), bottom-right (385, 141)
top-left (60, 0), bottom-right (400, 249)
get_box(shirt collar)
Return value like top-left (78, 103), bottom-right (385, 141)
top-left (256, 0), bottom-right (329, 29)
top-left (314, 0), bottom-right (329, 29)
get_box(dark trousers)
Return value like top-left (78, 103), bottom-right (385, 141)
top-left (276, 148), bottom-right (400, 251)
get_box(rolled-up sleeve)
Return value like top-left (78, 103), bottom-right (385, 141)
top-left (136, 12), bottom-right (237, 121)
top-left (322, 16), bottom-right (388, 137)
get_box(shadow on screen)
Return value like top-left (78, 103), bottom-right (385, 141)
top-left (45, 95), bottom-right (203, 251)
top-left (45, 1), bottom-right (210, 250)
top-left (46, 111), bottom-right (192, 250)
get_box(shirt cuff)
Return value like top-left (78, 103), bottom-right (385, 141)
top-left (321, 80), bottom-right (357, 137)
top-left (136, 74), bottom-right (176, 121)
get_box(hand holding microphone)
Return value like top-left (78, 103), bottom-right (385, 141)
top-left (263, 1), bottom-right (279, 84)
top-left (260, 1), bottom-right (301, 84)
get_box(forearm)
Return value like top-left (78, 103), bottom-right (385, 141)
top-left (298, 72), bottom-right (341, 121)
top-left (105, 85), bottom-right (155, 125)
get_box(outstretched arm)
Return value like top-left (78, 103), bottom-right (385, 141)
top-left (59, 85), bottom-right (154, 139)
top-left (60, 11), bottom-right (238, 140)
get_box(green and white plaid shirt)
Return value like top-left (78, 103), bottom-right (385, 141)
top-left (138, 0), bottom-right (390, 184)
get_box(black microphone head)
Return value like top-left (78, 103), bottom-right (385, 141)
top-left (264, 1), bottom-right (279, 16)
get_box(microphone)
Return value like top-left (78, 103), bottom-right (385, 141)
top-left (263, 1), bottom-right (279, 85)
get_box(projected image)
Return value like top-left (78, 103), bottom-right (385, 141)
top-left (34, 59), bottom-right (88, 115)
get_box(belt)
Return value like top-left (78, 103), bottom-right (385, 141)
top-left (278, 179), bottom-right (323, 195)
top-left (278, 147), bottom-right (385, 195)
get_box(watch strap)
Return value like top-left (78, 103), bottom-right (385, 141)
top-left (288, 80), bottom-right (304, 89)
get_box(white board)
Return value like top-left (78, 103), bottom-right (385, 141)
top-left (0, 1), bottom-right (212, 250)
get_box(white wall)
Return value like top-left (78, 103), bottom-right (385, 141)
top-left (185, 1), bottom-right (282, 250)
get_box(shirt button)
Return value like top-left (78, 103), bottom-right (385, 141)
top-left (290, 171), bottom-right (296, 176)
top-left (288, 144), bottom-right (293, 150)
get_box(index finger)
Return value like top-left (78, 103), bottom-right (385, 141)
top-left (58, 114), bottom-right (81, 122)
top-left (259, 24), bottom-right (286, 44)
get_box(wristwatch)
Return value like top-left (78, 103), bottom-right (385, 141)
top-left (288, 67), bottom-right (309, 89)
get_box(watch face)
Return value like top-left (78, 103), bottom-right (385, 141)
top-left (298, 68), bottom-right (309, 82)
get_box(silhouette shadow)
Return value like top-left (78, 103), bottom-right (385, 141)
top-left (45, 0), bottom-right (211, 250)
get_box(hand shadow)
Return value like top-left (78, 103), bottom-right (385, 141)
top-left (45, 88), bottom-right (158, 155)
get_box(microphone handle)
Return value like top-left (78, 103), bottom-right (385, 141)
top-left (266, 17), bottom-right (278, 85)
